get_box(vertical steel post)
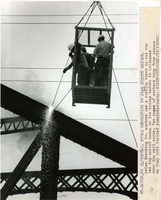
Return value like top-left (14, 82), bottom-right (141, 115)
top-left (40, 113), bottom-right (60, 200)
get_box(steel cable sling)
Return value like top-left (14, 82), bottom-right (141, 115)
top-left (97, 2), bottom-right (114, 40)
top-left (93, 2), bottom-right (137, 148)
top-left (54, 1), bottom-right (115, 110)
top-left (76, 1), bottom-right (115, 40)
top-left (112, 67), bottom-right (138, 148)
top-left (76, 1), bottom-right (97, 40)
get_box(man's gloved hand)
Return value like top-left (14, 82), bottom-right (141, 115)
top-left (69, 52), bottom-right (73, 58)
top-left (63, 68), bottom-right (67, 73)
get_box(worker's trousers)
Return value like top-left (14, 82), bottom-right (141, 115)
top-left (90, 57), bottom-right (110, 86)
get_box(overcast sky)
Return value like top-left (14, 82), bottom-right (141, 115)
top-left (1, 1), bottom-right (139, 199)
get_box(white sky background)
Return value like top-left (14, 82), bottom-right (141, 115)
top-left (1, 1), bottom-right (139, 199)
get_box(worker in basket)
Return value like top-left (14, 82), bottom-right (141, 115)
top-left (63, 43), bottom-right (89, 85)
top-left (81, 46), bottom-right (95, 85)
top-left (89, 34), bottom-right (111, 86)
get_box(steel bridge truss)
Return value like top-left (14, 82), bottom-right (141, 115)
top-left (0, 116), bottom-right (138, 199)
top-left (1, 84), bottom-right (138, 199)
top-left (1, 117), bottom-right (39, 135)
top-left (1, 168), bottom-right (137, 199)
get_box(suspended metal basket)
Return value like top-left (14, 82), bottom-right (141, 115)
top-left (71, 1), bottom-right (115, 108)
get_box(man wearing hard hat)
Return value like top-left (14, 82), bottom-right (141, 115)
top-left (90, 34), bottom-right (111, 86)
top-left (63, 43), bottom-right (89, 85)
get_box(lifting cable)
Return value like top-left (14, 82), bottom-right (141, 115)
top-left (112, 67), bottom-right (138, 148)
top-left (96, 2), bottom-right (137, 148)
top-left (98, 2), bottom-right (115, 29)
top-left (76, 1), bottom-right (115, 41)
top-left (76, 1), bottom-right (97, 27)
top-left (77, 2), bottom-right (97, 40)
top-left (97, 3), bottom-right (112, 39)
top-left (90, 2), bottom-right (136, 148)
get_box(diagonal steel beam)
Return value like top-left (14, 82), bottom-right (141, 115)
top-left (53, 111), bottom-right (137, 171)
top-left (1, 132), bottom-right (42, 200)
top-left (0, 115), bottom-right (138, 171)
top-left (1, 84), bottom-right (48, 124)
top-left (1, 84), bottom-right (137, 171)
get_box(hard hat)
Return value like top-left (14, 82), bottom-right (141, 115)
top-left (68, 44), bottom-right (74, 51)
top-left (98, 34), bottom-right (105, 41)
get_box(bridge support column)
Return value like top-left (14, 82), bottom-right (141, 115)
top-left (40, 113), bottom-right (60, 200)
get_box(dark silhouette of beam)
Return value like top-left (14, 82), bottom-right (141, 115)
top-left (1, 84), bottom-right (48, 124)
top-left (1, 84), bottom-right (137, 171)
top-left (1, 168), bottom-right (138, 200)
top-left (53, 110), bottom-right (137, 171)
